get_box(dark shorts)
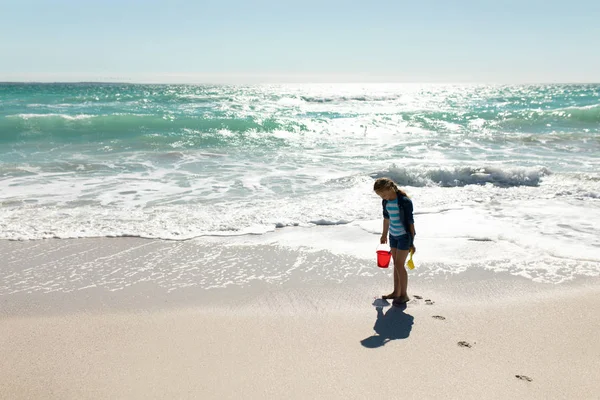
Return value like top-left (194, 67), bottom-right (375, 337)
top-left (389, 234), bottom-right (411, 250)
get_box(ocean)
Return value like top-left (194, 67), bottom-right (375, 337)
top-left (1, 83), bottom-right (599, 284)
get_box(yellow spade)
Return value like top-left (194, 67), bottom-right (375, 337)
top-left (406, 248), bottom-right (415, 270)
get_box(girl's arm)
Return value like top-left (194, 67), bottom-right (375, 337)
top-left (409, 223), bottom-right (416, 252)
top-left (381, 218), bottom-right (389, 244)
top-left (403, 197), bottom-right (416, 251)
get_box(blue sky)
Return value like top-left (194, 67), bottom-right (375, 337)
top-left (1, 0), bottom-right (599, 83)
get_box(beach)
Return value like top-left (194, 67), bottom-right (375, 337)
top-left (1, 83), bottom-right (600, 398)
top-left (2, 232), bottom-right (600, 399)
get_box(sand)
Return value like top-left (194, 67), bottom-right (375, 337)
top-left (1, 238), bottom-right (600, 399)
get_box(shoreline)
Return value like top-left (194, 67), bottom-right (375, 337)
top-left (2, 234), bottom-right (600, 316)
top-left (2, 235), bottom-right (599, 318)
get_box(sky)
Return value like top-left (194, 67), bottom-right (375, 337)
top-left (1, 0), bottom-right (599, 83)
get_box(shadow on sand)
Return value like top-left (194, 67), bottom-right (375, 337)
top-left (360, 304), bottom-right (414, 348)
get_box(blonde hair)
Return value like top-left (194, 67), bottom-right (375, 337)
top-left (373, 177), bottom-right (408, 197)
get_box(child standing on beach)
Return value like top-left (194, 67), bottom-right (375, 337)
top-left (374, 178), bottom-right (416, 304)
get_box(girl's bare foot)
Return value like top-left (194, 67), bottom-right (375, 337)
top-left (382, 292), bottom-right (399, 300)
top-left (392, 294), bottom-right (410, 305)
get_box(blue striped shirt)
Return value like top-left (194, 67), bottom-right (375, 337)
top-left (385, 198), bottom-right (407, 236)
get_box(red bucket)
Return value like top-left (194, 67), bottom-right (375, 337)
top-left (376, 245), bottom-right (392, 268)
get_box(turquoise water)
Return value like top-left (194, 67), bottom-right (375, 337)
top-left (2, 83), bottom-right (599, 166)
top-left (1, 83), bottom-right (599, 241)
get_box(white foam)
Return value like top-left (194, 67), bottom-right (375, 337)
top-left (2, 176), bottom-right (599, 284)
top-left (277, 97), bottom-right (304, 107)
top-left (12, 113), bottom-right (94, 120)
top-left (371, 165), bottom-right (551, 187)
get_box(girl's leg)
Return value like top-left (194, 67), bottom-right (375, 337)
top-left (391, 248), bottom-right (400, 296)
top-left (383, 248), bottom-right (400, 299)
top-left (393, 249), bottom-right (410, 302)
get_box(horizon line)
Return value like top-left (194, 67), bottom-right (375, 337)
top-left (1, 72), bottom-right (599, 85)
top-left (2, 80), bottom-right (599, 85)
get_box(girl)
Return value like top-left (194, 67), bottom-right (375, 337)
top-left (373, 177), bottom-right (416, 304)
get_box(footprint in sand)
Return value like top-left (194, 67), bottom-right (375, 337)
top-left (457, 341), bottom-right (472, 348)
top-left (425, 299), bottom-right (435, 305)
top-left (413, 295), bottom-right (423, 299)
top-left (432, 315), bottom-right (446, 320)
top-left (516, 375), bottom-right (533, 382)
